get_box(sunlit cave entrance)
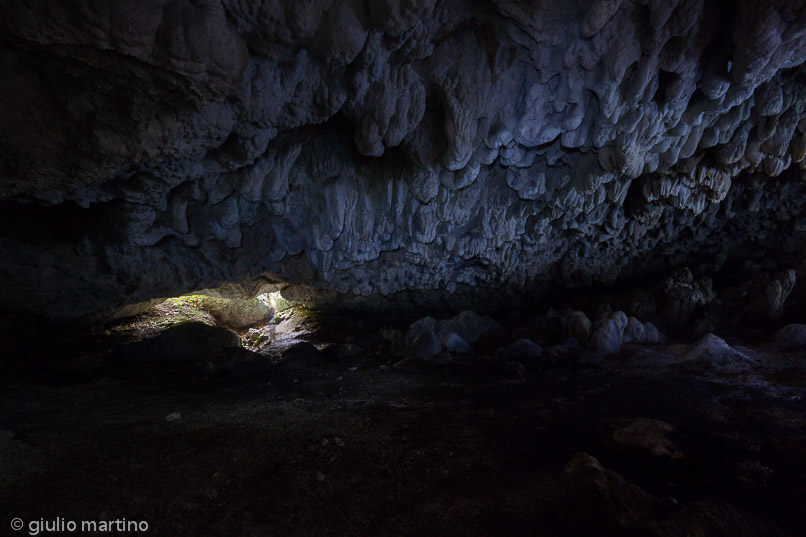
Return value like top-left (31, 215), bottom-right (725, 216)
top-left (106, 290), bottom-right (299, 354)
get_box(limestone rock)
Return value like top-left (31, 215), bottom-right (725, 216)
top-left (675, 334), bottom-right (757, 371)
top-left (498, 338), bottom-right (543, 359)
top-left (746, 269), bottom-right (796, 320)
top-left (659, 269), bottom-right (716, 326)
top-left (436, 311), bottom-right (496, 344)
top-left (407, 327), bottom-right (441, 360)
top-left (622, 316), bottom-right (645, 344)
top-left (440, 332), bottom-right (472, 354)
top-left (612, 418), bottom-right (683, 458)
top-left (1, 2), bottom-right (806, 319)
top-left (773, 324), bottom-right (806, 348)
top-left (588, 311), bottom-right (627, 355)
top-left (565, 311), bottom-right (592, 343)
top-left (405, 317), bottom-right (438, 348)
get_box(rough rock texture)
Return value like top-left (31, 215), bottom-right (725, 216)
top-left (3, 0), bottom-right (806, 319)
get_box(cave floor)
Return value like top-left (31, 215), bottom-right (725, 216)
top-left (1, 335), bottom-right (805, 537)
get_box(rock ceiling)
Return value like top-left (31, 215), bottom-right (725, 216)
top-left (1, 0), bottom-right (806, 318)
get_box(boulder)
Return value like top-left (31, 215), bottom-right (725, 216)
top-left (530, 308), bottom-right (566, 345)
top-left (588, 311), bottom-right (627, 355)
top-left (407, 327), bottom-right (442, 360)
top-left (642, 322), bottom-right (662, 344)
top-left (405, 316), bottom-right (438, 348)
top-left (565, 311), bottom-right (592, 342)
top-left (622, 316), bottom-right (645, 344)
top-left (773, 323), bottom-right (806, 348)
top-left (440, 332), bottom-right (472, 354)
top-left (498, 338), bottom-right (543, 359)
top-left (436, 310), bottom-right (496, 344)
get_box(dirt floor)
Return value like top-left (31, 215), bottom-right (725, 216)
top-left (1, 311), bottom-right (805, 537)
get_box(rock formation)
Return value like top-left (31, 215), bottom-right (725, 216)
top-left (2, 0), bottom-right (806, 319)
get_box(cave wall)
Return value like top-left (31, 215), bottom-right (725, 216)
top-left (2, 0), bottom-right (806, 319)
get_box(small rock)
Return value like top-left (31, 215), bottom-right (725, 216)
top-left (612, 418), bottom-right (682, 458)
top-left (165, 412), bottom-right (182, 422)
top-left (407, 327), bottom-right (441, 360)
top-left (504, 361), bottom-right (526, 377)
top-left (440, 331), bottom-right (472, 353)
top-left (773, 324), bottom-right (806, 348)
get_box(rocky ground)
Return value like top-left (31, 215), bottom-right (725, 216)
top-left (1, 301), bottom-right (805, 537)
